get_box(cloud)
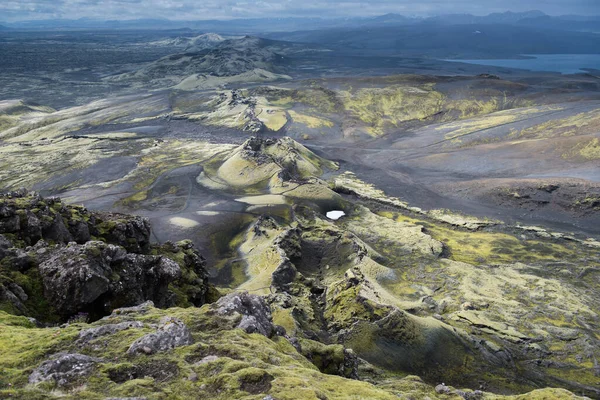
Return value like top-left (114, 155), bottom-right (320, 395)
top-left (0, 0), bottom-right (596, 22)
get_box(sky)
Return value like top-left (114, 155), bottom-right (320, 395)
top-left (0, 0), bottom-right (598, 22)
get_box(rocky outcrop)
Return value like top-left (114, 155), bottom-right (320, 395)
top-left (0, 191), bottom-right (211, 322)
top-left (152, 240), bottom-right (209, 307)
top-left (0, 190), bottom-right (151, 251)
top-left (39, 241), bottom-right (180, 318)
top-left (298, 338), bottom-right (359, 379)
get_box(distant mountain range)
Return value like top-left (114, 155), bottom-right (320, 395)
top-left (266, 23), bottom-right (600, 58)
top-left (1, 11), bottom-right (599, 33)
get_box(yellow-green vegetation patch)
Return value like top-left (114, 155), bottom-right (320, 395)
top-left (563, 137), bottom-right (600, 161)
top-left (116, 140), bottom-right (235, 207)
top-left (437, 105), bottom-right (549, 143)
top-left (331, 171), bottom-right (411, 209)
top-left (119, 190), bottom-right (149, 207)
top-left (272, 308), bottom-right (298, 336)
top-left (377, 211), bottom-right (586, 266)
top-left (257, 108), bottom-right (288, 131)
top-left (0, 311), bottom-right (80, 386)
top-left (443, 97), bottom-right (535, 122)
top-left (511, 108), bottom-right (600, 140)
top-left (289, 87), bottom-right (341, 114)
top-left (0, 115), bottom-right (18, 132)
top-left (288, 110), bottom-right (334, 129)
top-left (237, 219), bottom-right (288, 294)
top-left (440, 113), bottom-right (517, 140)
top-left (446, 97), bottom-right (504, 119)
top-left (0, 137), bottom-right (130, 190)
top-left (340, 85), bottom-right (444, 136)
top-left (343, 205), bottom-right (443, 257)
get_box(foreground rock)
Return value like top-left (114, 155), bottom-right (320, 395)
top-left (212, 292), bottom-right (276, 337)
top-left (0, 191), bottom-right (211, 322)
top-left (3, 297), bottom-right (587, 400)
top-left (39, 242), bottom-right (181, 317)
top-left (28, 353), bottom-right (102, 387)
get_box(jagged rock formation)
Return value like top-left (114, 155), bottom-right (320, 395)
top-left (0, 190), bottom-right (211, 322)
top-left (28, 353), bottom-right (102, 387)
top-left (212, 291), bottom-right (277, 337)
top-left (38, 241), bottom-right (181, 317)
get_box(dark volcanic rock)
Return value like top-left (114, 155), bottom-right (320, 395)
top-left (153, 240), bottom-right (210, 306)
top-left (29, 353), bottom-right (102, 386)
top-left (0, 234), bottom-right (13, 259)
top-left (271, 260), bottom-right (297, 291)
top-left (0, 190), bottom-right (150, 250)
top-left (0, 191), bottom-right (212, 321)
top-left (0, 283), bottom-right (28, 314)
top-left (127, 317), bottom-right (193, 355)
top-left (91, 212), bottom-right (151, 253)
top-left (38, 241), bottom-right (181, 317)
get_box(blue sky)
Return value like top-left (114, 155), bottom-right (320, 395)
top-left (0, 0), bottom-right (597, 22)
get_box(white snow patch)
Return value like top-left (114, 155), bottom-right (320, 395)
top-left (326, 210), bottom-right (346, 220)
top-left (169, 217), bottom-right (200, 228)
top-left (196, 211), bottom-right (220, 216)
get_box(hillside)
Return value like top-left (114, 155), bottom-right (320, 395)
top-left (1, 13), bottom-right (600, 400)
top-left (109, 36), bottom-right (293, 88)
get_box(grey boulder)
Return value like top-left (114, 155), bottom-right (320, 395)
top-left (127, 317), bottom-right (193, 355)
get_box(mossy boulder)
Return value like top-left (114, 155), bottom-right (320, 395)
top-left (39, 241), bottom-right (181, 318)
top-left (0, 191), bottom-right (212, 322)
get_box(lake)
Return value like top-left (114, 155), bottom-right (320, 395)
top-left (444, 54), bottom-right (600, 74)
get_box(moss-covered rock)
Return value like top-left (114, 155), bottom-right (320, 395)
top-left (0, 301), bottom-right (588, 400)
top-left (0, 191), bottom-right (212, 322)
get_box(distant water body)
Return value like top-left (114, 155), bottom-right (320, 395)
top-left (444, 54), bottom-right (600, 74)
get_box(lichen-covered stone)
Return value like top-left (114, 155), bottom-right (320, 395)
top-left (28, 353), bottom-right (102, 387)
top-left (127, 316), bottom-right (193, 355)
top-left (78, 321), bottom-right (144, 344)
top-left (213, 292), bottom-right (275, 337)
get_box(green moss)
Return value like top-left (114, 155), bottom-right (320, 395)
top-left (4, 268), bottom-right (60, 323)
top-left (0, 311), bottom-right (79, 387)
top-left (324, 283), bottom-right (389, 329)
top-left (377, 211), bottom-right (588, 266)
top-left (340, 85), bottom-right (444, 136)
top-left (272, 308), bottom-right (297, 336)
top-left (297, 338), bottom-right (353, 378)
